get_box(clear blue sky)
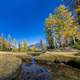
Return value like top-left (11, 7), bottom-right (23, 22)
top-left (0, 0), bottom-right (61, 44)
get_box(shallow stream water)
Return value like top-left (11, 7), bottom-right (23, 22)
top-left (16, 56), bottom-right (52, 80)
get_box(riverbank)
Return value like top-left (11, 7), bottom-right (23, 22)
top-left (0, 51), bottom-right (80, 80)
top-left (0, 55), bottom-right (22, 80)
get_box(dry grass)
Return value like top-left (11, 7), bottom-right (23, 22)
top-left (52, 64), bottom-right (80, 80)
top-left (0, 55), bottom-right (22, 79)
top-left (36, 51), bottom-right (80, 63)
top-left (36, 51), bottom-right (80, 80)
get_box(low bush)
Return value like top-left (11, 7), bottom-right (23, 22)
top-left (73, 43), bottom-right (80, 50)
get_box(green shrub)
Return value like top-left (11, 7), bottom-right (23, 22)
top-left (73, 43), bottom-right (80, 50)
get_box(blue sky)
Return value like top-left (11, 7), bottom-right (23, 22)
top-left (0, 0), bottom-right (61, 44)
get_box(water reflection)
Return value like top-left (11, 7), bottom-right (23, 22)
top-left (18, 56), bottom-right (52, 80)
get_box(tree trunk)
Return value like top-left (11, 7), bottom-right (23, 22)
top-left (52, 26), bottom-right (60, 48)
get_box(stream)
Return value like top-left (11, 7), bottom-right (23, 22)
top-left (17, 56), bottom-right (52, 80)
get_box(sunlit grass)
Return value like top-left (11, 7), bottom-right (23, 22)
top-left (0, 55), bottom-right (22, 78)
top-left (36, 51), bottom-right (80, 63)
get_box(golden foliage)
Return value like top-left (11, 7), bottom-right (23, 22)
top-left (45, 5), bottom-right (79, 40)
